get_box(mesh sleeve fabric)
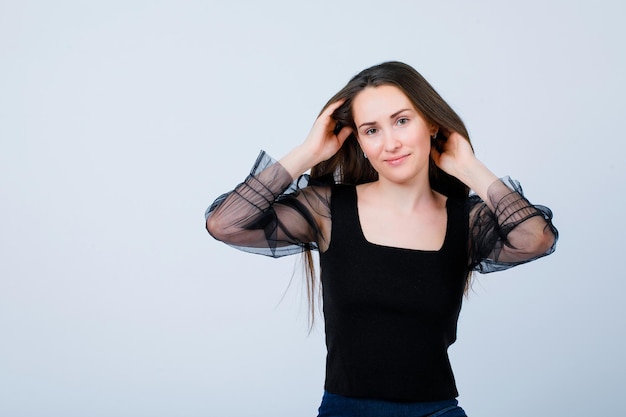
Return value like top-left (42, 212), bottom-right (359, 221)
top-left (206, 154), bottom-right (558, 269)
top-left (468, 177), bottom-right (558, 273)
top-left (205, 150), bottom-right (331, 257)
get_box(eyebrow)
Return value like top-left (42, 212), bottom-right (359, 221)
top-left (357, 108), bottom-right (412, 129)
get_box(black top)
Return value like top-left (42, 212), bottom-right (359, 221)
top-left (205, 150), bottom-right (559, 402)
top-left (205, 151), bottom-right (557, 273)
top-left (320, 185), bottom-right (467, 401)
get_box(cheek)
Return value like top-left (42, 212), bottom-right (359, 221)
top-left (404, 127), bottom-right (431, 148)
top-left (358, 136), bottom-right (382, 154)
top-left (361, 142), bottom-right (379, 157)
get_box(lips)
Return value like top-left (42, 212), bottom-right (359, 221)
top-left (385, 154), bottom-right (409, 165)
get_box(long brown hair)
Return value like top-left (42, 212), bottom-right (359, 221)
top-left (304, 61), bottom-right (473, 328)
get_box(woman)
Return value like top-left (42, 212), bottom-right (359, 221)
top-left (205, 61), bottom-right (558, 417)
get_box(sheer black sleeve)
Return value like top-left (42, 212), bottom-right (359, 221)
top-left (205, 151), bottom-right (332, 257)
top-left (468, 177), bottom-right (558, 273)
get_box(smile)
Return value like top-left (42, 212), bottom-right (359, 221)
top-left (385, 154), bottom-right (409, 165)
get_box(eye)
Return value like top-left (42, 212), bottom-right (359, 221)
top-left (396, 117), bottom-right (409, 126)
top-left (365, 128), bottom-right (377, 135)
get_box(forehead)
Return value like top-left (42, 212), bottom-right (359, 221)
top-left (352, 85), bottom-right (415, 122)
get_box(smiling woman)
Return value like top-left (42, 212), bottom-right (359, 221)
top-left (352, 85), bottom-right (436, 187)
top-left (204, 61), bottom-right (558, 417)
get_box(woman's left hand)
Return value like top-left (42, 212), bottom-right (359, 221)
top-left (431, 130), bottom-right (498, 199)
top-left (430, 130), bottom-right (477, 180)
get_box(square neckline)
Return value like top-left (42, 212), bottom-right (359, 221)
top-left (351, 185), bottom-right (451, 253)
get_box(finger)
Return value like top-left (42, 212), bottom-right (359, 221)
top-left (336, 125), bottom-right (353, 142)
top-left (320, 99), bottom-right (346, 118)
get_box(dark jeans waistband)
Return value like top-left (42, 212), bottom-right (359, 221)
top-left (317, 391), bottom-right (467, 417)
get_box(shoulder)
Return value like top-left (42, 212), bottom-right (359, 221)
top-left (446, 194), bottom-right (471, 224)
top-left (327, 183), bottom-right (355, 206)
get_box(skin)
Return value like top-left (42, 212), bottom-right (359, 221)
top-left (281, 86), bottom-right (498, 197)
top-left (352, 85), bottom-right (448, 250)
top-left (280, 85), bottom-right (553, 253)
top-left (353, 85), bottom-right (436, 189)
top-left (280, 85), bottom-right (499, 251)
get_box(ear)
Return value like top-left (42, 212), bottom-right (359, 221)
top-left (429, 124), bottom-right (439, 138)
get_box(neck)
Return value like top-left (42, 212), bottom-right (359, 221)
top-left (368, 174), bottom-right (438, 212)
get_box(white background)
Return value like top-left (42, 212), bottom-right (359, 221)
top-left (1, 1), bottom-right (625, 416)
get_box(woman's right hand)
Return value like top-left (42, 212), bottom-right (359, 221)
top-left (280, 100), bottom-right (353, 178)
top-left (302, 100), bottom-right (353, 164)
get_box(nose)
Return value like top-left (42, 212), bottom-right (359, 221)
top-left (383, 130), bottom-right (401, 152)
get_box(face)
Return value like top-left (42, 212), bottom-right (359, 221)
top-left (352, 85), bottom-right (437, 185)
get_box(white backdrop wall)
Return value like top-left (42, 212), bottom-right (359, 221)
top-left (1, 1), bottom-right (624, 416)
